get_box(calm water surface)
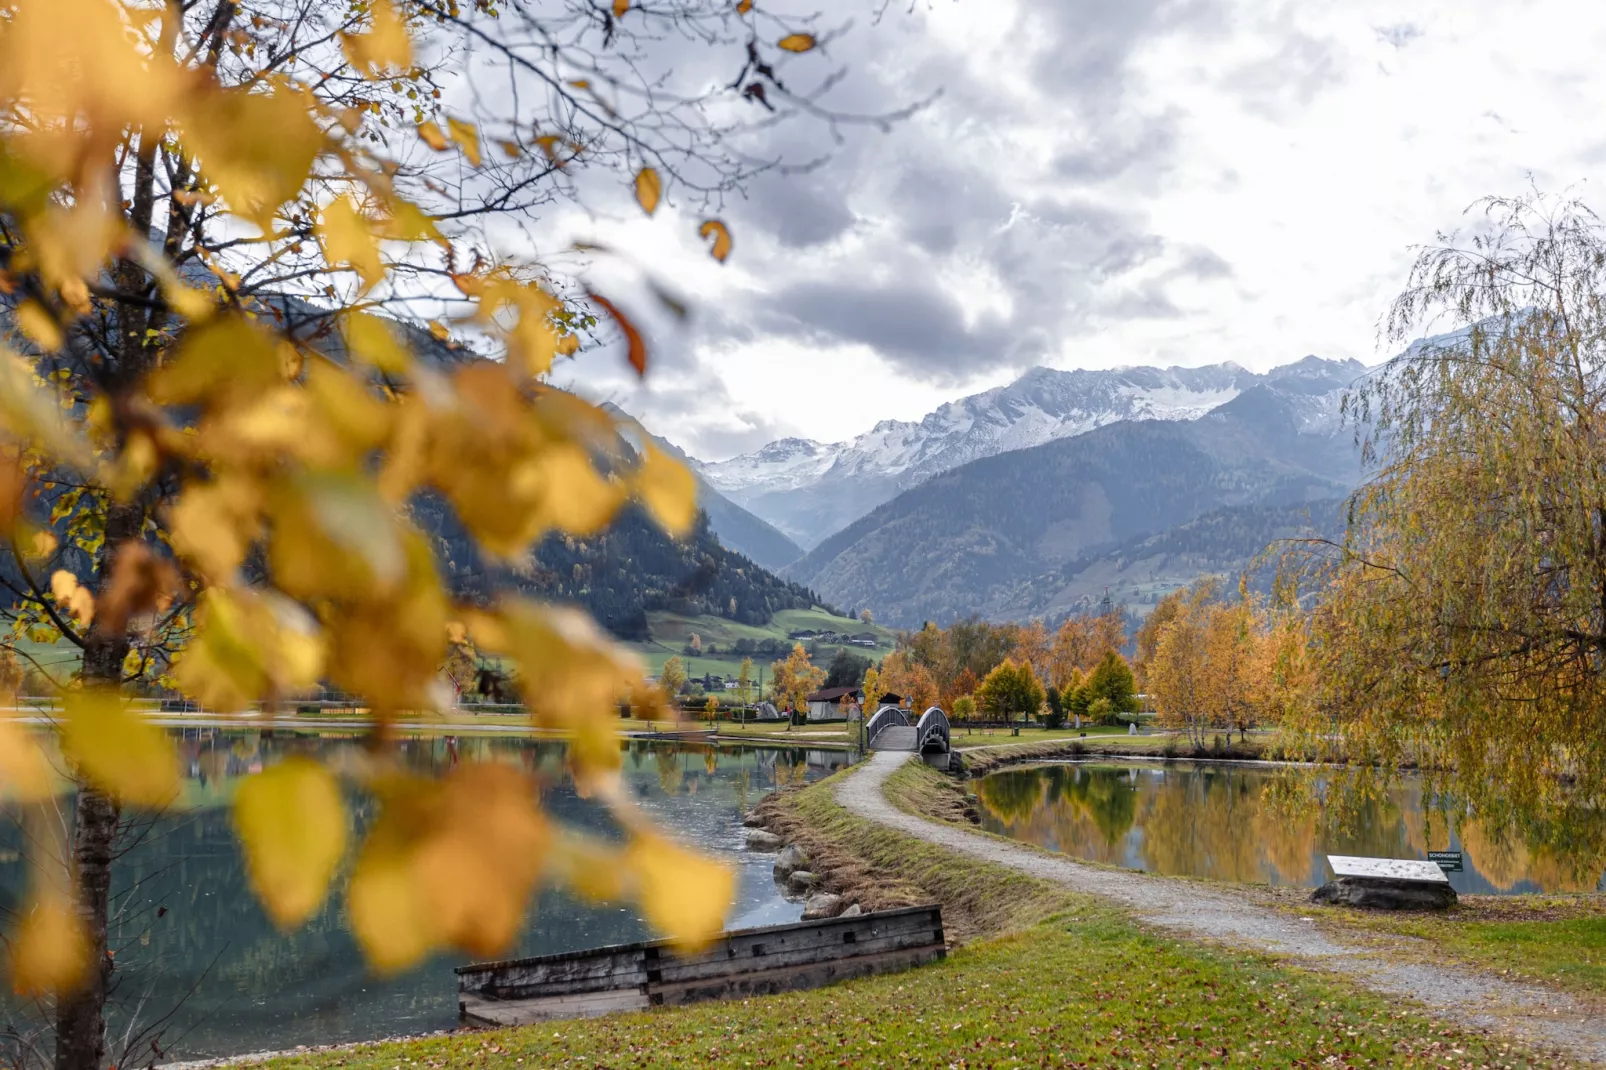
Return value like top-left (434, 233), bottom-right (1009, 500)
top-left (0, 729), bottom-right (850, 1060)
top-left (975, 761), bottom-right (1606, 895)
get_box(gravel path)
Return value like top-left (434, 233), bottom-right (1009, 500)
top-left (838, 750), bottom-right (1606, 1065)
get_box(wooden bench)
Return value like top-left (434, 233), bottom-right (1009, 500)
top-left (456, 904), bottom-right (947, 1026)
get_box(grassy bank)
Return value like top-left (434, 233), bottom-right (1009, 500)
top-left (259, 768), bottom-right (1557, 1069)
top-left (1287, 892), bottom-right (1606, 1001)
top-left (261, 916), bottom-right (1549, 1069)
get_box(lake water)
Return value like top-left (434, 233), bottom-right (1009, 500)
top-left (975, 761), bottom-right (1606, 896)
top-left (0, 729), bottom-right (851, 1061)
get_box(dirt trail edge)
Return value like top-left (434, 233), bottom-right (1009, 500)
top-left (837, 750), bottom-right (1606, 1065)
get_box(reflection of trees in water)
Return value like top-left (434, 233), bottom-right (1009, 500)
top-left (1, 732), bottom-right (852, 1059)
top-left (977, 763), bottom-right (1606, 892)
top-left (654, 747), bottom-right (685, 796)
top-left (976, 770), bottom-right (1045, 826)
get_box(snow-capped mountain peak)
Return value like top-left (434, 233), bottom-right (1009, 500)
top-left (697, 356), bottom-right (1362, 548)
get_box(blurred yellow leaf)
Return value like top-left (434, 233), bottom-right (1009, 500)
top-left (59, 689), bottom-right (180, 808)
top-left (16, 302), bottom-right (61, 351)
top-left (737, 0), bottom-right (753, 11)
top-left (698, 219), bottom-right (733, 262)
top-left (378, 199), bottom-right (444, 245)
top-left (614, 0), bottom-right (630, 15)
top-left (539, 443), bottom-right (627, 535)
top-left (173, 588), bottom-right (324, 712)
top-left (343, 312), bottom-right (411, 375)
top-left (0, 0), bottom-right (180, 150)
top-left (349, 764), bottom-right (550, 973)
top-left (26, 530), bottom-right (56, 561)
top-left (483, 600), bottom-right (639, 778)
top-left (447, 118), bottom-right (482, 167)
top-left (417, 121), bottom-right (448, 151)
top-left (498, 139), bottom-right (522, 159)
top-left (342, 0), bottom-right (412, 78)
top-left (778, 33), bottom-right (816, 52)
top-left (320, 530), bottom-right (446, 713)
top-left (319, 195), bottom-right (384, 290)
top-left (0, 720), bottom-right (55, 802)
top-left (181, 81), bottom-right (323, 222)
top-left (168, 479), bottom-right (262, 582)
top-left (234, 758), bottom-right (347, 928)
top-left (348, 843), bottom-right (433, 974)
top-left (269, 473), bottom-right (407, 600)
top-left (550, 835), bottom-right (626, 903)
top-left (8, 891), bottom-right (88, 996)
top-left (0, 349), bottom-right (91, 468)
top-left (148, 317), bottom-right (281, 408)
top-left (635, 444), bottom-right (697, 535)
top-left (49, 569), bottom-right (94, 629)
top-left (625, 833), bottom-right (733, 951)
top-left (634, 167), bottom-right (661, 216)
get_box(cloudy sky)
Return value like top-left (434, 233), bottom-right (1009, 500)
top-left (531, 0), bottom-right (1606, 461)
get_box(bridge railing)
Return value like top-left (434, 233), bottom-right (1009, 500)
top-left (863, 704), bottom-right (910, 748)
top-left (915, 706), bottom-right (951, 753)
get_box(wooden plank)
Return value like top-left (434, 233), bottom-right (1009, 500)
top-left (456, 905), bottom-right (947, 1025)
top-left (660, 909), bottom-right (940, 971)
top-left (460, 989), bottom-right (650, 1028)
top-left (655, 929), bottom-right (945, 985)
top-left (460, 948), bottom-right (646, 998)
top-left (1327, 855), bottom-right (1448, 884)
top-left (652, 944), bottom-right (945, 1007)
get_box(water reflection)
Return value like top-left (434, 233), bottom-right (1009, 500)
top-left (975, 762), bottom-right (1606, 895)
top-left (0, 729), bottom-right (851, 1060)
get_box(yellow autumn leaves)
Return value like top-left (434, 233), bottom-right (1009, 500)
top-left (0, 0), bottom-right (739, 995)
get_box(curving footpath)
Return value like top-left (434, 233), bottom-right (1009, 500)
top-left (837, 750), bottom-right (1606, 1065)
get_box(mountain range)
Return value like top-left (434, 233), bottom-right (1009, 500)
top-left (663, 355), bottom-right (1373, 627)
top-left (693, 357), bottom-right (1362, 549)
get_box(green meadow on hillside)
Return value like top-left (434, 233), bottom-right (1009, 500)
top-left (629, 608), bottom-right (898, 680)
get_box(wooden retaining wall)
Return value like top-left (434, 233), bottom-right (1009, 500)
top-left (456, 905), bottom-right (946, 1027)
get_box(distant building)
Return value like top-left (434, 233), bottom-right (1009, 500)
top-left (804, 685), bottom-right (862, 722)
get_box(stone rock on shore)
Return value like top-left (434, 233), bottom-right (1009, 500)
top-left (839, 903), bottom-right (862, 917)
top-left (741, 812), bottom-right (767, 829)
top-left (773, 843), bottom-right (809, 879)
top-left (745, 829), bottom-right (784, 851)
top-left (1311, 877), bottom-right (1457, 911)
top-left (786, 870), bottom-right (820, 895)
top-left (801, 893), bottom-right (844, 920)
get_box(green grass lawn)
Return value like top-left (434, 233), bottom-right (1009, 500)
top-left (1295, 895), bottom-right (1606, 1000)
top-left (630, 608), bottom-right (898, 679)
top-left (948, 723), bottom-right (1139, 749)
top-left (261, 768), bottom-right (1554, 1070)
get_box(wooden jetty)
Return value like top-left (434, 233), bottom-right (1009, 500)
top-left (456, 904), bottom-right (946, 1026)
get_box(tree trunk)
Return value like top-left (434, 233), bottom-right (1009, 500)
top-left (55, 504), bottom-right (139, 1070)
top-left (52, 787), bottom-right (119, 1070)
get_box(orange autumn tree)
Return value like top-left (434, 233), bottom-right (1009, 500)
top-left (0, 1), bottom-right (842, 1065)
top-left (769, 642), bottom-right (824, 720)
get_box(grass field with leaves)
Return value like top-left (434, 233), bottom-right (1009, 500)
top-left (262, 771), bottom-right (1556, 1069)
top-left (1292, 894), bottom-right (1606, 1001)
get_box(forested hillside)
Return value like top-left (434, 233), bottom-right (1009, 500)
top-left (996, 498), bottom-right (1347, 621)
top-left (413, 498), bottom-right (825, 640)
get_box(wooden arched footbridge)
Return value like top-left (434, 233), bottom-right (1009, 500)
top-left (864, 704), bottom-right (950, 755)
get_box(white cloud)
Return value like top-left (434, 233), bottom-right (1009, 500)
top-left (536, 0), bottom-right (1606, 459)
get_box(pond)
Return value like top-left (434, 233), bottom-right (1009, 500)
top-left (0, 729), bottom-right (851, 1061)
top-left (974, 761), bottom-right (1606, 896)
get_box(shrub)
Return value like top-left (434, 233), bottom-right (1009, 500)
top-left (1088, 696), bottom-right (1117, 726)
